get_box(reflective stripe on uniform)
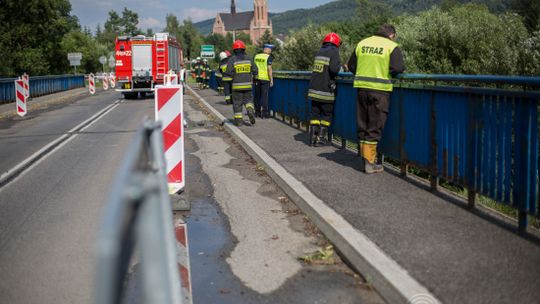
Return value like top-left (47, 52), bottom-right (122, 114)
top-left (308, 89), bottom-right (335, 101)
top-left (223, 77), bottom-right (233, 81)
top-left (354, 76), bottom-right (391, 84)
top-left (360, 140), bottom-right (378, 145)
top-left (234, 113), bottom-right (243, 118)
top-left (321, 120), bottom-right (331, 127)
top-left (232, 82), bottom-right (252, 90)
top-left (310, 120), bottom-right (321, 125)
top-left (225, 96), bottom-right (231, 100)
top-left (245, 103), bottom-right (254, 110)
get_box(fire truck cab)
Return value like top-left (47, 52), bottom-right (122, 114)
top-left (115, 33), bottom-right (183, 99)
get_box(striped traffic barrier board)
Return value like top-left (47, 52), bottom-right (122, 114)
top-left (102, 74), bottom-right (109, 90)
top-left (88, 73), bottom-right (96, 95)
top-left (155, 84), bottom-right (185, 193)
top-left (109, 73), bottom-right (116, 88)
top-left (22, 73), bottom-right (29, 98)
top-left (175, 220), bottom-right (192, 304)
top-left (15, 79), bottom-right (27, 117)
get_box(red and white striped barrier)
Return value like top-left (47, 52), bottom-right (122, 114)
top-left (15, 79), bottom-right (27, 117)
top-left (155, 84), bottom-right (185, 193)
top-left (22, 73), bottom-right (29, 98)
top-left (102, 74), bottom-right (109, 90)
top-left (88, 73), bottom-right (96, 95)
top-left (109, 73), bottom-right (116, 88)
top-left (175, 221), bottom-right (192, 304)
top-left (165, 72), bottom-right (179, 85)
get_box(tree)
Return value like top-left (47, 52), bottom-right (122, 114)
top-left (511, 0), bottom-right (540, 31)
top-left (395, 4), bottom-right (532, 75)
top-left (0, 0), bottom-right (79, 76)
top-left (122, 7), bottom-right (140, 36)
top-left (61, 30), bottom-right (106, 73)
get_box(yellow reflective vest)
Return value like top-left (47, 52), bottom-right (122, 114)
top-left (254, 53), bottom-right (270, 81)
top-left (353, 36), bottom-right (398, 92)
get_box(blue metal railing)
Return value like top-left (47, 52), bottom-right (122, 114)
top-left (0, 74), bottom-right (85, 103)
top-left (264, 71), bottom-right (540, 231)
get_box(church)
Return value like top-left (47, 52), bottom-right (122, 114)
top-left (212, 0), bottom-right (273, 44)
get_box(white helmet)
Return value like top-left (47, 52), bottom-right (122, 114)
top-left (191, 59), bottom-right (197, 64)
top-left (203, 59), bottom-right (208, 63)
top-left (196, 56), bottom-right (201, 61)
top-left (219, 51), bottom-right (228, 61)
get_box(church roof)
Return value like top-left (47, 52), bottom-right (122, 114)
top-left (218, 11), bottom-right (254, 31)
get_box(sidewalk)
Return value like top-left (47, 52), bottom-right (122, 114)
top-left (0, 87), bottom-right (88, 119)
top-left (189, 85), bottom-right (540, 304)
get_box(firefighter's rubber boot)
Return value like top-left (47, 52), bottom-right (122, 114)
top-left (362, 142), bottom-right (383, 174)
top-left (234, 118), bottom-right (242, 126)
top-left (309, 125), bottom-right (320, 146)
top-left (364, 161), bottom-right (384, 174)
top-left (318, 126), bottom-right (328, 145)
top-left (247, 108), bottom-right (256, 125)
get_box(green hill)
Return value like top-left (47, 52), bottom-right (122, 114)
top-left (193, 0), bottom-right (512, 36)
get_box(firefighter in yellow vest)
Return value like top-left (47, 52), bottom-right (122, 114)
top-left (347, 24), bottom-right (405, 174)
top-left (254, 44), bottom-right (274, 118)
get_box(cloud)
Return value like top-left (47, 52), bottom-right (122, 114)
top-left (138, 17), bottom-right (163, 29)
top-left (181, 8), bottom-right (220, 22)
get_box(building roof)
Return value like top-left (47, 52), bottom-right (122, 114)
top-left (219, 11), bottom-right (254, 31)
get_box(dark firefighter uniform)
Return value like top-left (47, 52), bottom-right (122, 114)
top-left (347, 24), bottom-right (405, 173)
top-left (195, 60), bottom-right (203, 87)
top-left (224, 40), bottom-right (258, 126)
top-left (254, 45), bottom-right (274, 118)
top-left (203, 62), bottom-right (211, 89)
top-left (220, 57), bottom-right (232, 104)
top-left (307, 33), bottom-right (342, 146)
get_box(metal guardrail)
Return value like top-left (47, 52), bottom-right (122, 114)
top-left (0, 74), bottom-right (85, 103)
top-left (94, 119), bottom-right (183, 304)
top-left (249, 71), bottom-right (540, 231)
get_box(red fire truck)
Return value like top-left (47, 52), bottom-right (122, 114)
top-left (115, 33), bottom-right (183, 99)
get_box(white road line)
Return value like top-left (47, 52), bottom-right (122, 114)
top-left (0, 99), bottom-right (123, 189)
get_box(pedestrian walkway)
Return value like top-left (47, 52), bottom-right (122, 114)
top-left (189, 85), bottom-right (540, 304)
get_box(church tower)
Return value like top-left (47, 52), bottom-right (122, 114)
top-left (251, 0), bottom-right (272, 43)
top-left (231, 0), bottom-right (236, 14)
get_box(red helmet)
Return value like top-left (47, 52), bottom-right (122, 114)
top-left (233, 40), bottom-right (246, 50)
top-left (225, 50), bottom-right (232, 57)
top-left (323, 32), bottom-right (342, 47)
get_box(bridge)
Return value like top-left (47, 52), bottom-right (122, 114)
top-left (0, 71), bottom-right (539, 304)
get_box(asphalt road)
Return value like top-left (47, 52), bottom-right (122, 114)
top-left (0, 91), bottom-right (153, 303)
top-left (0, 89), bottom-right (121, 175)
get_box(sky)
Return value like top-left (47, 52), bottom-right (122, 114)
top-left (71, 0), bottom-right (336, 32)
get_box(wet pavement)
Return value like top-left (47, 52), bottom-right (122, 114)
top-left (179, 94), bottom-right (385, 304)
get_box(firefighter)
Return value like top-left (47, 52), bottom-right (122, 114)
top-left (195, 57), bottom-right (204, 89)
top-left (203, 59), bottom-right (211, 89)
top-left (307, 32), bottom-right (342, 147)
top-left (221, 50), bottom-right (233, 104)
top-left (347, 24), bottom-right (405, 174)
top-left (224, 40), bottom-right (258, 126)
top-left (191, 59), bottom-right (197, 79)
top-left (254, 44), bottom-right (274, 118)
top-left (215, 51), bottom-right (228, 95)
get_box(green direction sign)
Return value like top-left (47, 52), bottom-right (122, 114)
top-left (201, 45), bottom-right (215, 59)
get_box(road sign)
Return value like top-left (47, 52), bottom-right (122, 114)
top-left (108, 55), bottom-right (115, 68)
top-left (200, 45), bottom-right (215, 59)
top-left (68, 53), bottom-right (82, 71)
top-left (99, 56), bottom-right (107, 65)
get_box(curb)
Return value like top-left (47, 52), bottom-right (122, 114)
top-left (186, 85), bottom-right (442, 304)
